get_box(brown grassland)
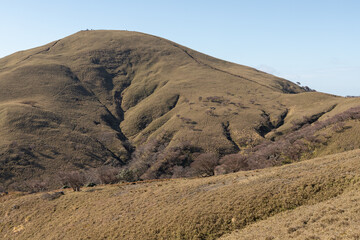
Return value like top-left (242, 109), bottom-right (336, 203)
top-left (221, 182), bottom-right (360, 240)
top-left (1, 149), bottom-right (360, 239)
top-left (1, 30), bottom-right (360, 239)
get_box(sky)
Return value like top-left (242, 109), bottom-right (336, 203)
top-left (0, 0), bottom-right (359, 96)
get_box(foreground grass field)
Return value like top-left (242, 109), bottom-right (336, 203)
top-left (221, 187), bottom-right (360, 240)
top-left (1, 149), bottom-right (360, 239)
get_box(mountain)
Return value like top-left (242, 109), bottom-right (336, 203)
top-left (0, 30), bottom-right (359, 188)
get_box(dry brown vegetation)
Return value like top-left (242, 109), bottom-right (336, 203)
top-left (1, 149), bottom-right (360, 239)
top-left (221, 188), bottom-right (360, 240)
top-left (1, 30), bottom-right (360, 239)
top-left (5, 103), bottom-right (360, 192)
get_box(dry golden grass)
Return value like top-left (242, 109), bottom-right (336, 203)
top-left (1, 149), bottom-right (360, 239)
top-left (220, 188), bottom-right (360, 240)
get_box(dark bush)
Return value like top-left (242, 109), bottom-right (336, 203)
top-left (85, 182), bottom-right (97, 187)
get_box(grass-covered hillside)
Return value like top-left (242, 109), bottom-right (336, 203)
top-left (1, 149), bottom-right (360, 240)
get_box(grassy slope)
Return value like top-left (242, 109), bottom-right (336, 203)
top-left (0, 30), bottom-right (359, 186)
top-left (220, 188), bottom-right (360, 240)
top-left (1, 149), bottom-right (360, 240)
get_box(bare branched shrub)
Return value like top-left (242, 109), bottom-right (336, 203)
top-left (129, 138), bottom-right (168, 180)
top-left (191, 153), bottom-right (219, 176)
top-left (26, 179), bottom-right (49, 193)
top-left (172, 166), bottom-right (186, 178)
top-left (214, 165), bottom-right (227, 176)
top-left (9, 179), bottom-right (49, 193)
top-left (139, 140), bottom-right (200, 180)
top-left (242, 106), bottom-right (360, 169)
top-left (96, 166), bottom-right (120, 184)
top-left (219, 154), bottom-right (248, 173)
top-left (83, 168), bottom-right (101, 185)
top-left (58, 171), bottom-right (86, 191)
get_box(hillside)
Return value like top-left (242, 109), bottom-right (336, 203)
top-left (0, 30), bottom-right (359, 188)
top-left (221, 184), bottom-right (360, 240)
top-left (1, 149), bottom-right (360, 239)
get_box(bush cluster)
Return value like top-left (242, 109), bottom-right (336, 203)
top-left (5, 106), bottom-right (360, 192)
top-left (215, 105), bottom-right (360, 173)
top-left (57, 166), bottom-right (138, 191)
top-left (9, 179), bottom-right (49, 193)
top-left (128, 136), bottom-right (199, 180)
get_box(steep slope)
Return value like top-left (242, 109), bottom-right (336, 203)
top-left (0, 30), bottom-right (359, 187)
top-left (1, 150), bottom-right (360, 240)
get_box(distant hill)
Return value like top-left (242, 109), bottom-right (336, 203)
top-left (0, 30), bottom-right (359, 188)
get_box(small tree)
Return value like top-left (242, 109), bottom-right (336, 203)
top-left (58, 171), bottom-right (86, 191)
top-left (96, 166), bottom-right (120, 184)
top-left (25, 179), bottom-right (49, 193)
top-left (117, 168), bottom-right (136, 182)
top-left (219, 154), bottom-right (248, 173)
top-left (190, 153), bottom-right (218, 176)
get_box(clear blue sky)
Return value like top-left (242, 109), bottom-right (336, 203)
top-left (1, 0), bottom-right (359, 96)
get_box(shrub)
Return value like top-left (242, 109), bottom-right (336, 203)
top-left (190, 153), bottom-right (219, 176)
top-left (243, 106), bottom-right (360, 169)
top-left (96, 166), bottom-right (120, 184)
top-left (139, 141), bottom-right (201, 179)
top-left (58, 171), bottom-right (86, 191)
top-left (9, 179), bottom-right (49, 193)
top-left (214, 165), bottom-right (227, 176)
top-left (219, 154), bottom-right (248, 173)
top-left (172, 166), bottom-right (186, 178)
top-left (86, 182), bottom-right (97, 187)
top-left (117, 169), bottom-right (136, 182)
top-left (128, 132), bottom-right (200, 180)
top-left (26, 179), bottom-right (49, 193)
top-left (82, 168), bottom-right (100, 185)
top-left (129, 138), bottom-right (168, 180)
